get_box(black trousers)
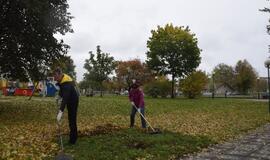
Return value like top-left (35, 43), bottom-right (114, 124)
top-left (67, 100), bottom-right (78, 144)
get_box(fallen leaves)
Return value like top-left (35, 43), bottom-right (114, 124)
top-left (0, 123), bottom-right (58, 160)
top-left (78, 123), bottom-right (122, 137)
top-left (0, 96), bottom-right (269, 159)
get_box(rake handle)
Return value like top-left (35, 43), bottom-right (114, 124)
top-left (57, 122), bottom-right (64, 151)
top-left (56, 99), bottom-right (64, 151)
top-left (133, 105), bottom-right (156, 132)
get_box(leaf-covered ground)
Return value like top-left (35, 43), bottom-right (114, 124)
top-left (0, 96), bottom-right (269, 159)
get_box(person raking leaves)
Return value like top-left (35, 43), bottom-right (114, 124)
top-left (54, 67), bottom-right (79, 145)
top-left (129, 79), bottom-right (146, 129)
top-left (128, 79), bottom-right (162, 134)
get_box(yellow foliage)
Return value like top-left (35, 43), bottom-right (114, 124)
top-left (0, 79), bottom-right (7, 89)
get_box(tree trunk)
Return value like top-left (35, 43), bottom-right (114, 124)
top-left (100, 82), bottom-right (103, 97)
top-left (28, 81), bottom-right (38, 100)
top-left (171, 74), bottom-right (175, 98)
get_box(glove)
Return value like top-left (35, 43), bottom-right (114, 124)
top-left (137, 108), bottom-right (141, 113)
top-left (57, 110), bottom-right (63, 123)
top-left (55, 95), bottom-right (60, 100)
top-left (131, 101), bottom-right (135, 106)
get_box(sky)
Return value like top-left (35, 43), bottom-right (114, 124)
top-left (57, 0), bottom-right (270, 81)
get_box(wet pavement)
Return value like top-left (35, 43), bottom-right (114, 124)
top-left (182, 124), bottom-right (270, 160)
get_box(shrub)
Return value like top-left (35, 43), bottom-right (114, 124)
top-left (180, 71), bottom-right (208, 98)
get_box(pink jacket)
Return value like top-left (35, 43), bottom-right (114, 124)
top-left (129, 88), bottom-right (145, 108)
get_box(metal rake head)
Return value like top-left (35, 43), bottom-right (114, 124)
top-left (55, 151), bottom-right (73, 160)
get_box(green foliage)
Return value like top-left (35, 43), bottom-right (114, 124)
top-left (78, 80), bottom-right (90, 90)
top-left (0, 0), bottom-right (73, 81)
top-left (235, 60), bottom-right (258, 94)
top-left (50, 55), bottom-right (76, 80)
top-left (144, 76), bottom-right (171, 98)
top-left (144, 83), bottom-right (159, 98)
top-left (211, 61), bottom-right (259, 95)
top-left (256, 78), bottom-right (267, 92)
top-left (180, 71), bottom-right (208, 98)
top-left (83, 45), bottom-right (116, 96)
top-left (146, 23), bottom-right (201, 98)
top-left (260, 5), bottom-right (270, 35)
top-left (213, 63), bottom-right (235, 90)
top-left (102, 79), bottom-right (119, 93)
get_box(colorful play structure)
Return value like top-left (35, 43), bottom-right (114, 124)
top-left (0, 77), bottom-right (58, 97)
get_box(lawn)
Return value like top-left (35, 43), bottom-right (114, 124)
top-left (0, 96), bottom-right (269, 159)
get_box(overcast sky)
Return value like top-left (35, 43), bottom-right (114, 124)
top-left (57, 0), bottom-right (270, 81)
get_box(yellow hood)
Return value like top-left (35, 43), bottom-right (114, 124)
top-left (60, 74), bottom-right (73, 84)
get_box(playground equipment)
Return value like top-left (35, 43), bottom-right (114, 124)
top-left (46, 80), bottom-right (58, 97)
top-left (2, 77), bottom-right (58, 97)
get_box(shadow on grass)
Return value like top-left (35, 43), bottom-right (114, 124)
top-left (58, 123), bottom-right (215, 160)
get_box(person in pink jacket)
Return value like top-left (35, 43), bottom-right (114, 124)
top-left (128, 80), bottom-right (146, 128)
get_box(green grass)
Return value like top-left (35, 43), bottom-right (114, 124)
top-left (0, 96), bottom-right (270, 159)
top-left (63, 127), bottom-right (213, 160)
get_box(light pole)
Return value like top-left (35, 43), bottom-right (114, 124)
top-left (257, 77), bottom-right (260, 99)
top-left (212, 73), bottom-right (215, 99)
top-left (264, 57), bottom-right (270, 113)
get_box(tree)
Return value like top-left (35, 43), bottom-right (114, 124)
top-left (115, 59), bottom-right (154, 91)
top-left (180, 70), bottom-right (208, 99)
top-left (83, 45), bottom-right (116, 97)
top-left (212, 63), bottom-right (235, 90)
top-left (0, 0), bottom-right (73, 81)
top-left (256, 78), bottom-right (267, 93)
top-left (260, 4), bottom-right (270, 36)
top-left (50, 55), bottom-right (76, 80)
top-left (102, 79), bottom-right (119, 93)
top-left (144, 76), bottom-right (171, 98)
top-left (146, 23), bottom-right (201, 98)
top-left (78, 80), bottom-right (89, 90)
top-left (235, 60), bottom-right (258, 94)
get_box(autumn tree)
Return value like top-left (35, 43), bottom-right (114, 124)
top-left (83, 45), bottom-right (116, 97)
top-left (115, 59), bottom-right (154, 91)
top-left (234, 60), bottom-right (258, 94)
top-left (146, 24), bottom-right (201, 98)
top-left (0, 0), bottom-right (73, 81)
top-left (180, 70), bottom-right (208, 99)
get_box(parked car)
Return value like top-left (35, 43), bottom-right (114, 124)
top-left (261, 92), bottom-right (269, 99)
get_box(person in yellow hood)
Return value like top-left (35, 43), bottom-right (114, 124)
top-left (54, 67), bottom-right (79, 144)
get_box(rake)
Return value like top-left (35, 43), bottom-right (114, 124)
top-left (133, 105), bottom-right (161, 134)
top-left (55, 98), bottom-right (73, 160)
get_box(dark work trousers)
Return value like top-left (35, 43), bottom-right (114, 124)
top-left (130, 106), bottom-right (146, 128)
top-left (67, 100), bottom-right (78, 144)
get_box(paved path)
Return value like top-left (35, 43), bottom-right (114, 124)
top-left (182, 124), bottom-right (270, 160)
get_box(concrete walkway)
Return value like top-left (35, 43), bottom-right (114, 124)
top-left (182, 124), bottom-right (270, 160)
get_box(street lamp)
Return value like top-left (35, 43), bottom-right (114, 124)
top-left (264, 57), bottom-right (270, 113)
top-left (257, 77), bottom-right (260, 99)
top-left (211, 73), bottom-right (215, 99)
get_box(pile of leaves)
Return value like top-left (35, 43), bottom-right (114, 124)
top-left (78, 123), bottom-right (122, 137)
